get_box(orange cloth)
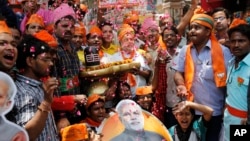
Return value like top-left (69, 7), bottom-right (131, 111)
top-left (82, 117), bottom-right (101, 127)
top-left (60, 123), bottom-right (88, 141)
top-left (185, 8), bottom-right (227, 101)
top-left (89, 25), bottom-right (102, 36)
top-left (33, 30), bottom-right (58, 48)
top-left (226, 104), bottom-right (247, 118)
top-left (80, 4), bottom-right (88, 12)
top-left (26, 14), bottom-right (45, 27)
top-left (127, 73), bottom-right (136, 87)
top-left (229, 18), bottom-right (247, 29)
top-left (86, 94), bottom-right (104, 109)
top-left (158, 35), bottom-right (167, 50)
top-left (136, 86), bottom-right (153, 95)
top-left (0, 21), bottom-right (11, 34)
top-left (75, 23), bottom-right (86, 36)
top-left (117, 24), bottom-right (135, 41)
top-left (123, 11), bottom-right (139, 24)
top-left (45, 23), bottom-right (54, 34)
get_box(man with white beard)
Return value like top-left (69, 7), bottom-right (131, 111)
top-left (0, 71), bottom-right (28, 141)
top-left (111, 99), bottom-right (164, 141)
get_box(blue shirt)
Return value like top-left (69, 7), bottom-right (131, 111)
top-left (226, 53), bottom-right (250, 110)
top-left (176, 40), bottom-right (232, 115)
top-left (15, 74), bottom-right (59, 141)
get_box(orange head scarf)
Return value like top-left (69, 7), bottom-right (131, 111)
top-left (185, 7), bottom-right (227, 101)
top-left (86, 94), bottom-right (104, 109)
top-left (80, 4), bottom-right (88, 12)
top-left (75, 22), bottom-right (86, 44)
top-left (117, 24), bottom-right (135, 41)
top-left (136, 86), bottom-right (153, 96)
top-left (229, 18), bottom-right (247, 29)
top-left (26, 14), bottom-right (45, 27)
top-left (60, 123), bottom-right (88, 141)
top-left (33, 30), bottom-right (58, 48)
top-left (75, 23), bottom-right (86, 36)
top-left (0, 21), bottom-right (11, 34)
top-left (123, 11), bottom-right (139, 24)
top-left (88, 25), bottom-right (102, 36)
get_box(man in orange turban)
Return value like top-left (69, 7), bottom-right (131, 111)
top-left (81, 94), bottom-right (106, 132)
top-left (135, 86), bottom-right (154, 112)
top-left (86, 25), bottom-right (102, 49)
top-left (123, 11), bottom-right (146, 50)
top-left (0, 20), bottom-right (18, 73)
top-left (25, 14), bottom-right (45, 35)
top-left (174, 7), bottom-right (232, 141)
top-left (72, 22), bottom-right (87, 67)
top-left (123, 11), bottom-right (139, 33)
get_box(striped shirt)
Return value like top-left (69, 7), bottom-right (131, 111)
top-left (15, 74), bottom-right (59, 141)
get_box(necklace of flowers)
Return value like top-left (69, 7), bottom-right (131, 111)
top-left (121, 49), bottom-right (135, 60)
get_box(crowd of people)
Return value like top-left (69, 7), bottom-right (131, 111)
top-left (0, 0), bottom-right (250, 140)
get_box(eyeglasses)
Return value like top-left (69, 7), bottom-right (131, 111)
top-left (214, 16), bottom-right (226, 22)
top-left (37, 57), bottom-right (53, 63)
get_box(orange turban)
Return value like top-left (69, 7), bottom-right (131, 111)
top-left (60, 123), bottom-right (88, 141)
top-left (190, 7), bottom-right (214, 30)
top-left (86, 94), bottom-right (104, 109)
top-left (0, 21), bottom-right (11, 34)
top-left (26, 14), bottom-right (45, 27)
top-left (33, 30), bottom-right (58, 48)
top-left (123, 11), bottom-right (139, 24)
top-left (80, 4), bottom-right (88, 12)
top-left (229, 18), bottom-right (247, 29)
top-left (89, 25), bottom-right (102, 36)
top-left (136, 86), bottom-right (153, 96)
top-left (117, 24), bottom-right (135, 41)
top-left (75, 23), bottom-right (86, 36)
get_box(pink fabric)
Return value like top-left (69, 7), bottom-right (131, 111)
top-left (140, 17), bottom-right (158, 33)
top-left (52, 3), bottom-right (76, 24)
top-left (20, 8), bottom-right (53, 33)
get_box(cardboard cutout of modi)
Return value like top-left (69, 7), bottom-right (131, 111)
top-left (99, 99), bottom-right (173, 141)
top-left (0, 71), bottom-right (28, 141)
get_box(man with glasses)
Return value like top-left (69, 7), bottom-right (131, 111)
top-left (14, 34), bottom-right (59, 141)
top-left (211, 7), bottom-right (231, 47)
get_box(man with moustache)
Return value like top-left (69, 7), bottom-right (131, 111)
top-left (14, 35), bottom-right (59, 141)
top-left (174, 8), bottom-right (232, 141)
top-left (211, 7), bottom-right (231, 47)
top-left (0, 20), bottom-right (17, 74)
top-left (52, 3), bottom-right (87, 125)
top-left (223, 21), bottom-right (250, 141)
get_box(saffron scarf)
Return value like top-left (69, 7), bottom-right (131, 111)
top-left (185, 34), bottom-right (227, 101)
top-left (82, 117), bottom-right (101, 127)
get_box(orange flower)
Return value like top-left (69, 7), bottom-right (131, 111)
top-left (237, 77), bottom-right (244, 86)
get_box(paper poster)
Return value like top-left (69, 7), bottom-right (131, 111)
top-left (99, 99), bottom-right (172, 141)
top-left (0, 71), bottom-right (28, 141)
